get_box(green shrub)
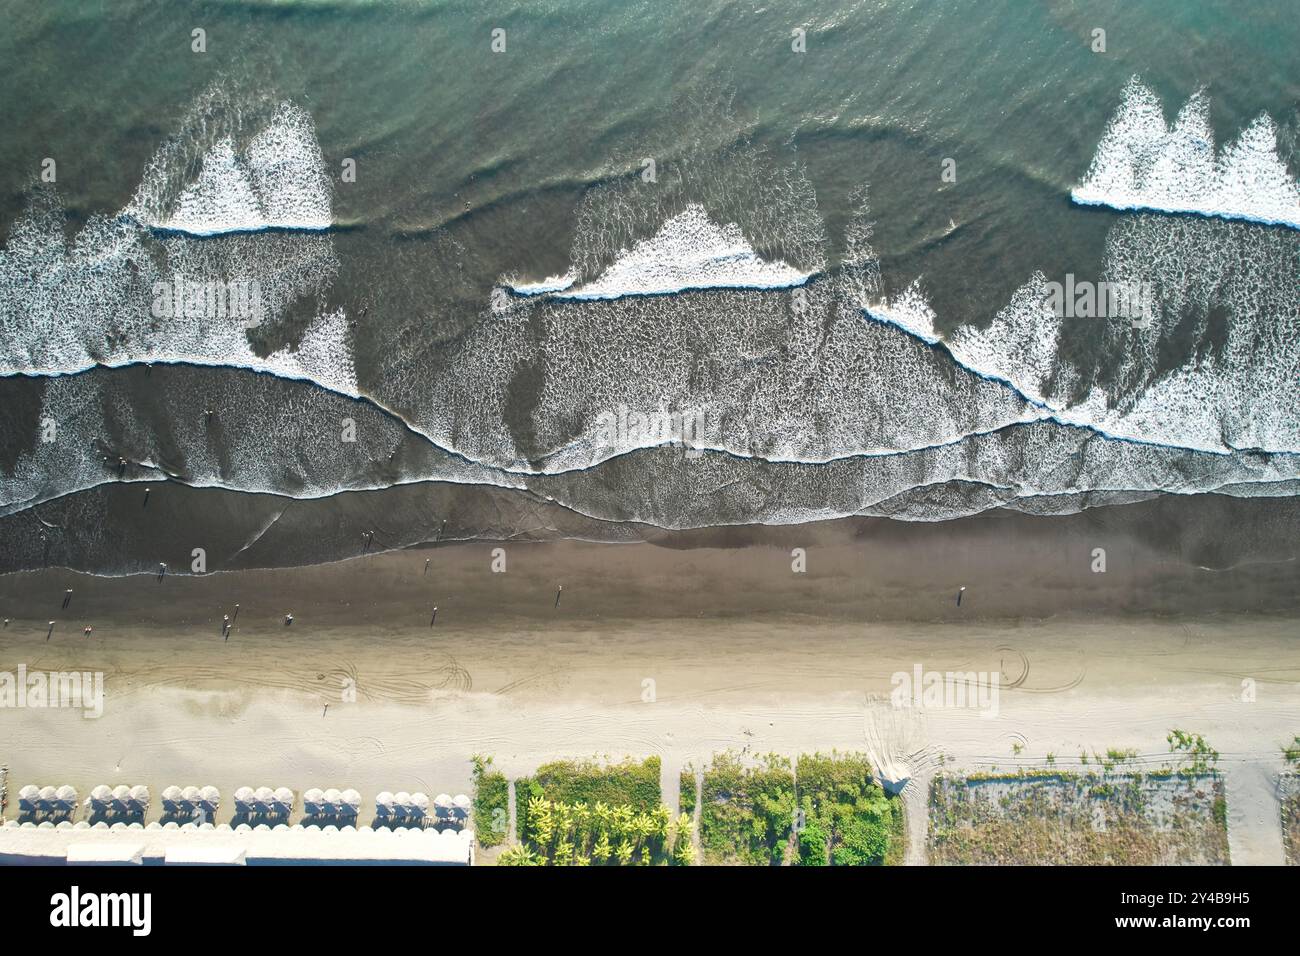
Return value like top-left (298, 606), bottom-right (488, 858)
top-left (797, 820), bottom-right (829, 866)
top-left (679, 766), bottom-right (697, 818)
top-left (515, 755), bottom-right (661, 846)
top-left (797, 751), bottom-right (897, 866)
top-left (471, 755), bottom-right (510, 848)
top-left (699, 751), bottom-right (796, 865)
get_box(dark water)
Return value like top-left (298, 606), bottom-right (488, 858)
top-left (1, 0), bottom-right (1297, 571)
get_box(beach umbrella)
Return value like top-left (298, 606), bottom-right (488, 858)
top-left (303, 788), bottom-right (324, 813)
top-left (90, 785), bottom-right (111, 805)
top-left (394, 792), bottom-right (412, 816)
top-left (411, 793), bottom-right (430, 812)
top-left (375, 792), bottom-right (395, 818)
top-left (111, 785), bottom-right (131, 810)
top-left (129, 785), bottom-right (150, 808)
top-left (254, 787), bottom-right (274, 813)
top-left (200, 786), bottom-right (220, 807)
top-left (273, 787), bottom-right (294, 811)
top-left (56, 785), bottom-right (78, 807)
top-left (341, 789), bottom-right (361, 812)
top-left (234, 786), bottom-right (255, 808)
top-left (38, 785), bottom-right (57, 807)
top-left (18, 785), bottom-right (38, 809)
top-left (181, 785), bottom-right (200, 804)
top-left (452, 794), bottom-right (471, 821)
top-left (162, 786), bottom-right (182, 808)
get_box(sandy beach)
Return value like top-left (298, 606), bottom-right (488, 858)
top-left (2, 496), bottom-right (1297, 863)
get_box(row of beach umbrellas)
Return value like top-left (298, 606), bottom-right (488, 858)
top-left (86, 785), bottom-right (150, 812)
top-left (303, 788), bottom-right (362, 815)
top-left (374, 792), bottom-right (471, 821)
top-left (15, 784), bottom-right (471, 821)
top-left (17, 785), bottom-right (79, 812)
top-left (161, 786), bottom-right (222, 811)
top-left (234, 787), bottom-right (296, 813)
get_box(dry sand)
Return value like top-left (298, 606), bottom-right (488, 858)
top-left (1, 512), bottom-right (1297, 864)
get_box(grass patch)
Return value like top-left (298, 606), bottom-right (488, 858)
top-left (1281, 773), bottom-right (1300, 866)
top-left (928, 769), bottom-right (1229, 865)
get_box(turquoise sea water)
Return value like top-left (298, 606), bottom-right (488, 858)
top-left (0, 1), bottom-right (1297, 570)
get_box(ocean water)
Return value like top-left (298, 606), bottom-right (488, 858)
top-left (1, 0), bottom-right (1297, 570)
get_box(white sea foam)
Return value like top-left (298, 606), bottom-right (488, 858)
top-left (504, 272), bottom-right (576, 296)
top-left (5, 104), bottom-right (1297, 534)
top-left (0, 367), bottom-right (518, 520)
top-left (864, 211), bottom-right (1300, 458)
top-left (0, 191), bottom-right (354, 396)
top-left (1073, 77), bottom-right (1300, 229)
top-left (553, 204), bottom-right (813, 300)
top-left (864, 279), bottom-right (941, 344)
top-left (130, 101), bottom-right (332, 236)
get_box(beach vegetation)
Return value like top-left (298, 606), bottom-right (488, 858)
top-left (471, 754), bottom-right (510, 848)
top-left (509, 756), bottom-right (689, 865)
top-left (795, 751), bottom-right (899, 866)
top-left (697, 751), bottom-right (797, 865)
top-left (1167, 729), bottom-right (1219, 777)
top-left (929, 768), bottom-right (1229, 865)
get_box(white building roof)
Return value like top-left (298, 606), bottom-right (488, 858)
top-left (0, 821), bottom-right (474, 866)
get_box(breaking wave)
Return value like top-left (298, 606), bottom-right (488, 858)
top-left (1072, 77), bottom-right (1300, 230)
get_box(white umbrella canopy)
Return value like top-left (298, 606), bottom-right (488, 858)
top-left (375, 791), bottom-right (395, 808)
top-left (18, 785), bottom-right (39, 808)
top-left (323, 788), bottom-right (342, 808)
top-left (162, 786), bottom-right (182, 804)
top-left (56, 785), bottom-right (78, 805)
top-left (451, 794), bottom-right (471, 821)
top-left (411, 793), bottom-right (430, 811)
top-left (90, 785), bottom-right (112, 803)
top-left (234, 786), bottom-right (255, 805)
top-left (254, 786), bottom-right (274, 803)
top-left (200, 786), bottom-right (220, 806)
top-left (111, 785), bottom-right (132, 809)
top-left (273, 787), bottom-right (294, 809)
top-left (341, 789), bottom-right (361, 809)
top-left (303, 787), bottom-right (324, 805)
top-left (38, 786), bottom-right (57, 804)
top-left (181, 786), bottom-right (200, 803)
top-left (434, 793), bottom-right (453, 809)
top-left (129, 785), bottom-right (150, 807)
top-left (394, 791), bottom-right (412, 812)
